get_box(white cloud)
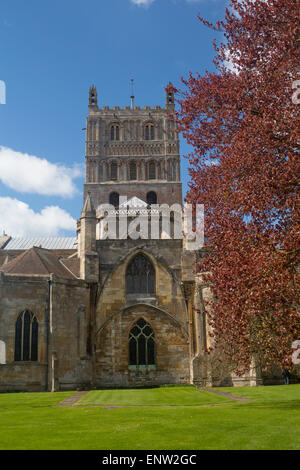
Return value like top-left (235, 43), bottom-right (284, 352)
top-left (0, 197), bottom-right (76, 237)
top-left (0, 146), bottom-right (82, 198)
top-left (131, 0), bottom-right (155, 6)
top-left (0, 80), bottom-right (6, 105)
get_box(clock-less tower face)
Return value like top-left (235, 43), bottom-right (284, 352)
top-left (84, 86), bottom-right (182, 212)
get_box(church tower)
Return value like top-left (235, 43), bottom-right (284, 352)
top-left (77, 84), bottom-right (196, 388)
top-left (83, 85), bottom-right (182, 211)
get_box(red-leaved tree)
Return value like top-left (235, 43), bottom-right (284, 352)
top-left (169, 0), bottom-right (300, 374)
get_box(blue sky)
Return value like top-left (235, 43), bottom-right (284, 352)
top-left (0, 0), bottom-right (228, 237)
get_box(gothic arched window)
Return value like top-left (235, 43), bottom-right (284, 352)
top-left (110, 161), bottom-right (118, 180)
top-left (126, 254), bottom-right (155, 295)
top-left (146, 191), bottom-right (157, 205)
top-left (148, 161), bottom-right (156, 180)
top-left (14, 310), bottom-right (38, 361)
top-left (129, 318), bottom-right (155, 366)
top-left (109, 192), bottom-right (119, 208)
top-left (145, 124), bottom-right (154, 141)
top-left (129, 162), bottom-right (137, 180)
top-left (111, 124), bottom-right (120, 141)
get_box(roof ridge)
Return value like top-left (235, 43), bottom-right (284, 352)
top-left (3, 247), bottom-right (30, 267)
top-left (31, 246), bottom-right (53, 274)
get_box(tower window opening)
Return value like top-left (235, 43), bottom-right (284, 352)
top-left (111, 124), bottom-right (120, 141)
top-left (110, 162), bottom-right (118, 180)
top-left (145, 124), bottom-right (154, 141)
top-left (109, 192), bottom-right (119, 208)
top-left (146, 191), bottom-right (157, 205)
top-left (129, 162), bottom-right (137, 180)
top-left (148, 161), bottom-right (156, 180)
top-left (126, 253), bottom-right (155, 295)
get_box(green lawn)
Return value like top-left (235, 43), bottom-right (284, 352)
top-left (0, 385), bottom-right (300, 450)
top-left (77, 385), bottom-right (229, 406)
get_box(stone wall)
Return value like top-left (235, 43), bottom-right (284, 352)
top-left (0, 271), bottom-right (91, 392)
top-left (0, 272), bottom-right (49, 362)
top-left (97, 239), bottom-right (187, 325)
top-left (0, 272), bottom-right (48, 391)
top-left (0, 363), bottom-right (47, 392)
top-left (95, 304), bottom-right (190, 387)
top-left (45, 275), bottom-right (91, 391)
top-left (85, 181), bottom-right (182, 210)
top-left (94, 238), bottom-right (191, 386)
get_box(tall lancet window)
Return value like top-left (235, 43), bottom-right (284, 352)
top-left (148, 161), bottom-right (156, 180)
top-left (110, 161), bottom-right (118, 180)
top-left (14, 310), bottom-right (38, 361)
top-left (129, 318), bottom-right (155, 366)
top-left (126, 254), bottom-right (155, 295)
top-left (111, 124), bottom-right (120, 141)
top-left (129, 162), bottom-right (137, 180)
top-left (145, 124), bottom-right (154, 140)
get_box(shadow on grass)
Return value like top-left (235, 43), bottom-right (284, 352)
top-left (92, 384), bottom-right (195, 390)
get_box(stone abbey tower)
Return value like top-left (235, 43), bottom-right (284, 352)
top-left (0, 85), bottom-right (262, 391)
top-left (77, 85), bottom-right (197, 387)
top-left (84, 84), bottom-right (181, 211)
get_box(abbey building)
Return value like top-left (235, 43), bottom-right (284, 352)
top-left (0, 86), bottom-right (261, 391)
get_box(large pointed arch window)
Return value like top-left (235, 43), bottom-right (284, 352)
top-left (126, 254), bottom-right (155, 295)
top-left (14, 310), bottom-right (38, 361)
top-left (129, 318), bottom-right (155, 366)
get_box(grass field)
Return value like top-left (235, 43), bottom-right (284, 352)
top-left (0, 384), bottom-right (300, 450)
top-left (77, 385), bottom-right (228, 406)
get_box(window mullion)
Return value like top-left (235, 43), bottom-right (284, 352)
top-left (145, 335), bottom-right (148, 366)
top-left (29, 316), bottom-right (32, 361)
top-left (21, 312), bottom-right (24, 361)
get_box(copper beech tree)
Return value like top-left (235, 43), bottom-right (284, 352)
top-left (169, 0), bottom-right (300, 374)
